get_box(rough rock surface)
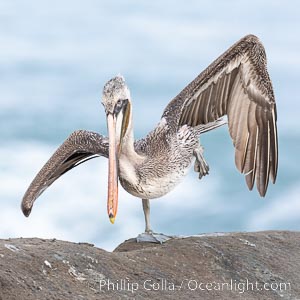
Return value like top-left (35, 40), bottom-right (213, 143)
top-left (0, 231), bottom-right (299, 299)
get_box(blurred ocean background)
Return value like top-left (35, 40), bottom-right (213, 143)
top-left (0, 0), bottom-right (299, 251)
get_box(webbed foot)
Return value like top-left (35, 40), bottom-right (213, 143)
top-left (136, 231), bottom-right (173, 244)
top-left (193, 146), bottom-right (209, 179)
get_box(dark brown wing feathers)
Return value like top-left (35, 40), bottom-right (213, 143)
top-left (21, 130), bottom-right (108, 216)
top-left (163, 34), bottom-right (278, 196)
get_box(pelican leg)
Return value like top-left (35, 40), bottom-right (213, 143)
top-left (193, 146), bottom-right (209, 179)
top-left (142, 198), bottom-right (152, 233)
top-left (136, 199), bottom-right (172, 244)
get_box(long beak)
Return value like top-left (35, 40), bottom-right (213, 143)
top-left (107, 113), bottom-right (118, 224)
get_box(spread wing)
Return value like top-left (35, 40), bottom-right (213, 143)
top-left (162, 35), bottom-right (278, 196)
top-left (21, 130), bottom-right (109, 216)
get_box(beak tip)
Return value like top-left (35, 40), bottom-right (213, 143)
top-left (109, 213), bottom-right (115, 224)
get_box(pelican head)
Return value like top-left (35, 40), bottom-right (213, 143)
top-left (102, 75), bottom-right (131, 224)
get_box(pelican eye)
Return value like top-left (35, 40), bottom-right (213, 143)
top-left (114, 99), bottom-right (128, 114)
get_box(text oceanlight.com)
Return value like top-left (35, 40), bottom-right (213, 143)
top-left (97, 278), bottom-right (291, 294)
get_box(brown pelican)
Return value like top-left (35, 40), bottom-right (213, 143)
top-left (22, 35), bottom-right (278, 242)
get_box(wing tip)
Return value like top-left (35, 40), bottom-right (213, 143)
top-left (245, 172), bottom-right (267, 197)
top-left (21, 199), bottom-right (32, 217)
top-left (258, 188), bottom-right (267, 198)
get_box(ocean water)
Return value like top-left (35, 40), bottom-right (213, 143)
top-left (0, 1), bottom-right (300, 251)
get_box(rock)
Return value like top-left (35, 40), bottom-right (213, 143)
top-left (0, 231), bottom-right (299, 299)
